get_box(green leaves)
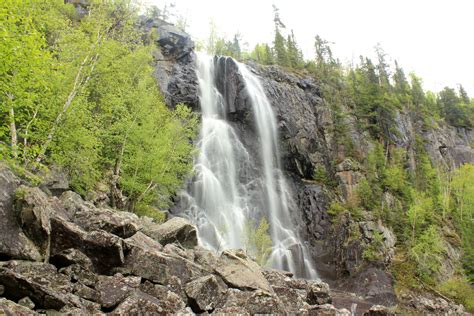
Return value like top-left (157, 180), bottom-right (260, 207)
top-left (0, 0), bottom-right (198, 212)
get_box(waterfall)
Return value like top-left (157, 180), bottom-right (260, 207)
top-left (178, 52), bottom-right (317, 279)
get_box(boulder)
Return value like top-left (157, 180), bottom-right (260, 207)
top-left (111, 291), bottom-right (166, 315)
top-left (73, 207), bottom-right (141, 238)
top-left (215, 288), bottom-right (286, 314)
top-left (49, 248), bottom-right (93, 270)
top-left (96, 274), bottom-right (141, 309)
top-left (0, 298), bottom-right (40, 315)
top-left (0, 261), bottom-right (78, 310)
top-left (50, 217), bottom-right (124, 274)
top-left (40, 166), bottom-right (69, 196)
top-left (14, 186), bottom-right (53, 257)
top-left (122, 234), bottom-right (206, 285)
top-left (184, 275), bottom-right (227, 312)
top-left (214, 249), bottom-right (272, 292)
top-left (140, 281), bottom-right (186, 313)
top-left (143, 216), bottom-right (197, 248)
top-left (59, 191), bottom-right (88, 219)
top-left (307, 280), bottom-right (332, 305)
top-left (0, 166), bottom-right (42, 261)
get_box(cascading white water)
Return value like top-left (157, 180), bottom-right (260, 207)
top-left (179, 52), bottom-right (317, 279)
top-left (237, 63), bottom-right (317, 279)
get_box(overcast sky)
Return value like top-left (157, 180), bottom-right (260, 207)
top-left (144, 0), bottom-right (474, 95)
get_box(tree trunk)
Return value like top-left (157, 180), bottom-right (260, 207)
top-left (9, 106), bottom-right (18, 159)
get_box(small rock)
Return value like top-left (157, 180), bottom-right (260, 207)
top-left (18, 297), bottom-right (35, 310)
top-left (0, 284), bottom-right (4, 295)
top-left (96, 274), bottom-right (141, 309)
top-left (363, 304), bottom-right (395, 316)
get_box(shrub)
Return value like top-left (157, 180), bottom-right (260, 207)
top-left (133, 202), bottom-right (166, 223)
top-left (438, 278), bottom-right (474, 312)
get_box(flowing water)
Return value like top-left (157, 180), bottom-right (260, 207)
top-left (178, 53), bottom-right (317, 279)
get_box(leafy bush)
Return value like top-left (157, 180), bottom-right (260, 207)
top-left (133, 202), bottom-right (166, 224)
top-left (409, 225), bottom-right (446, 283)
top-left (438, 278), bottom-right (474, 312)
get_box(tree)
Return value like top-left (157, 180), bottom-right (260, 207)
top-left (272, 5), bottom-right (288, 67)
top-left (244, 217), bottom-right (273, 266)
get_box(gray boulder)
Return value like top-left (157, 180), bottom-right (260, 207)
top-left (214, 249), bottom-right (272, 292)
top-left (50, 217), bottom-right (124, 274)
top-left (0, 261), bottom-right (78, 310)
top-left (73, 207), bottom-right (141, 238)
top-left (0, 298), bottom-right (40, 315)
top-left (0, 166), bottom-right (42, 261)
top-left (184, 275), bottom-right (227, 312)
top-left (307, 280), bottom-right (332, 305)
top-left (143, 216), bottom-right (197, 248)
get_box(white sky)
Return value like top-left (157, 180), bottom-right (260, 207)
top-left (144, 0), bottom-right (474, 95)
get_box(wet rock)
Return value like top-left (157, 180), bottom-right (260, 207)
top-left (17, 296), bottom-right (35, 310)
top-left (111, 290), bottom-right (165, 315)
top-left (0, 166), bottom-right (42, 261)
top-left (184, 275), bottom-right (227, 312)
top-left (49, 248), bottom-right (93, 270)
top-left (140, 281), bottom-right (186, 313)
top-left (0, 261), bottom-right (77, 310)
top-left (50, 217), bottom-right (124, 274)
top-left (143, 216), bottom-right (197, 248)
top-left (96, 274), bottom-right (141, 309)
top-left (73, 207), bottom-right (141, 238)
top-left (307, 280), bottom-right (332, 305)
top-left (214, 249), bottom-right (272, 292)
top-left (0, 298), bottom-right (40, 315)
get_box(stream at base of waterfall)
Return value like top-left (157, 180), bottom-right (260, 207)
top-left (176, 53), bottom-right (317, 279)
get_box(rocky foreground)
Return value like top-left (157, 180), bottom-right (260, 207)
top-left (1, 164), bottom-right (398, 315)
top-left (0, 161), bottom-right (469, 316)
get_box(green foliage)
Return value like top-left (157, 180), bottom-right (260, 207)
top-left (437, 278), bottom-right (474, 312)
top-left (244, 217), bottom-right (273, 266)
top-left (133, 202), bottom-right (166, 223)
top-left (450, 164), bottom-right (474, 283)
top-left (0, 0), bottom-right (198, 211)
top-left (409, 225), bottom-right (446, 283)
top-left (313, 165), bottom-right (336, 187)
top-left (363, 230), bottom-right (384, 261)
